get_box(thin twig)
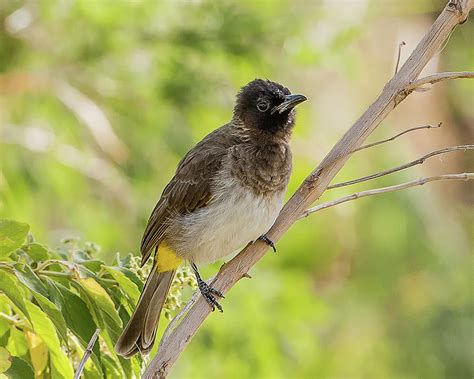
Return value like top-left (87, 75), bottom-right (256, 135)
top-left (328, 145), bottom-right (473, 190)
top-left (395, 41), bottom-right (406, 74)
top-left (405, 71), bottom-right (474, 91)
top-left (302, 173), bottom-right (473, 217)
top-left (74, 328), bottom-right (100, 379)
top-left (352, 123), bottom-right (442, 153)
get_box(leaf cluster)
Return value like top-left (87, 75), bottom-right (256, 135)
top-left (0, 219), bottom-right (195, 378)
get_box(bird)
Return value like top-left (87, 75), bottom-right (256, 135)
top-left (115, 79), bottom-right (307, 357)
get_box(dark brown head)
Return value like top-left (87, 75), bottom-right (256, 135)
top-left (233, 79), bottom-right (306, 134)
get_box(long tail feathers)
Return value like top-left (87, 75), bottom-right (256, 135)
top-left (115, 269), bottom-right (175, 357)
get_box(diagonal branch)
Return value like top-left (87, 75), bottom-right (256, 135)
top-left (144, 1), bottom-right (473, 377)
top-left (302, 173), bottom-right (473, 217)
top-left (352, 123), bottom-right (442, 153)
top-left (328, 144), bottom-right (473, 189)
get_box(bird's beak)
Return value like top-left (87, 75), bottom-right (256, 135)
top-left (271, 94), bottom-right (307, 114)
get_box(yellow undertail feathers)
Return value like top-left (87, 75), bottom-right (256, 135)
top-left (155, 243), bottom-right (184, 272)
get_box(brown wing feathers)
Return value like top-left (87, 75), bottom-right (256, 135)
top-left (139, 124), bottom-right (234, 266)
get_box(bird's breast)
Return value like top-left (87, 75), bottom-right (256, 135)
top-left (171, 178), bottom-right (285, 265)
top-left (228, 141), bottom-right (292, 196)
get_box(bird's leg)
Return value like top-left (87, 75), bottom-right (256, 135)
top-left (191, 262), bottom-right (224, 312)
top-left (258, 234), bottom-right (277, 252)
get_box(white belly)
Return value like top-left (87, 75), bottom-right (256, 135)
top-left (173, 181), bottom-right (285, 265)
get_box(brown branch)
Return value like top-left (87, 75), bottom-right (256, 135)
top-left (352, 122), bottom-right (442, 153)
top-left (405, 71), bottom-right (474, 92)
top-left (74, 329), bottom-right (100, 379)
top-left (144, 2), bottom-right (473, 377)
top-left (328, 144), bottom-right (473, 189)
top-left (302, 173), bottom-right (473, 217)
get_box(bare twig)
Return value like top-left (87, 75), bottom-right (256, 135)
top-left (405, 71), bottom-right (474, 92)
top-left (74, 329), bottom-right (100, 379)
top-left (303, 173), bottom-right (473, 217)
top-left (328, 145), bottom-right (473, 190)
top-left (394, 41), bottom-right (406, 74)
top-left (144, 2), bottom-right (473, 377)
top-left (352, 123), bottom-right (442, 153)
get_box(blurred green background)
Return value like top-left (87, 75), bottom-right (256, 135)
top-left (0, 0), bottom-right (473, 378)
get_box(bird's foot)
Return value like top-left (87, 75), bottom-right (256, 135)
top-left (191, 262), bottom-right (224, 312)
top-left (258, 234), bottom-right (277, 253)
top-left (197, 279), bottom-right (224, 312)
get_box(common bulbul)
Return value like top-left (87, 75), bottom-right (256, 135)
top-left (115, 79), bottom-right (307, 357)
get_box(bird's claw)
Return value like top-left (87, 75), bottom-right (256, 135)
top-left (198, 280), bottom-right (224, 312)
top-left (259, 235), bottom-right (277, 253)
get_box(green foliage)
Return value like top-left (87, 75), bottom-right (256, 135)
top-left (0, 219), bottom-right (193, 378)
top-left (0, 220), bottom-right (29, 259)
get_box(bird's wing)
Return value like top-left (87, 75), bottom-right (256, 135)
top-left (140, 124), bottom-right (237, 265)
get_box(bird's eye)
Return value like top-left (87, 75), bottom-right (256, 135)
top-left (257, 101), bottom-right (270, 112)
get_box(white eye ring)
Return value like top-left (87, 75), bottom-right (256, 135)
top-left (257, 101), bottom-right (270, 112)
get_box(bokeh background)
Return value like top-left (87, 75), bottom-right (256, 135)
top-left (0, 0), bottom-right (473, 378)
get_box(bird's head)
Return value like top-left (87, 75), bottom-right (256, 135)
top-left (233, 79), bottom-right (307, 135)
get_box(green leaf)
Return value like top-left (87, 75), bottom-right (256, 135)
top-left (70, 279), bottom-right (128, 378)
top-left (109, 290), bottom-right (133, 327)
top-left (72, 250), bottom-right (104, 273)
top-left (70, 282), bottom-right (105, 331)
top-left (98, 330), bottom-right (129, 378)
top-left (31, 294), bottom-right (69, 345)
top-left (25, 302), bottom-right (73, 379)
top-left (117, 267), bottom-right (144, 292)
top-left (0, 347), bottom-right (12, 374)
top-left (13, 264), bottom-right (49, 298)
top-left (0, 272), bottom-right (29, 319)
top-left (0, 220), bottom-right (29, 259)
top-left (46, 281), bottom-right (96, 346)
top-left (131, 355), bottom-right (142, 378)
top-left (0, 300), bottom-right (10, 347)
top-left (25, 244), bottom-right (50, 262)
top-left (6, 327), bottom-right (28, 359)
top-left (0, 326), bottom-right (9, 348)
top-left (12, 265), bottom-right (68, 343)
top-left (117, 355), bottom-right (133, 378)
top-left (104, 266), bottom-right (140, 304)
top-left (82, 363), bottom-right (103, 379)
top-left (24, 330), bottom-right (48, 377)
top-left (46, 281), bottom-right (103, 377)
top-left (47, 282), bottom-right (104, 377)
top-left (101, 353), bottom-right (122, 378)
top-left (5, 356), bottom-right (34, 379)
top-left (74, 277), bottom-right (122, 342)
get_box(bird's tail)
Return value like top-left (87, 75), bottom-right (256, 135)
top-left (115, 269), bottom-right (175, 357)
